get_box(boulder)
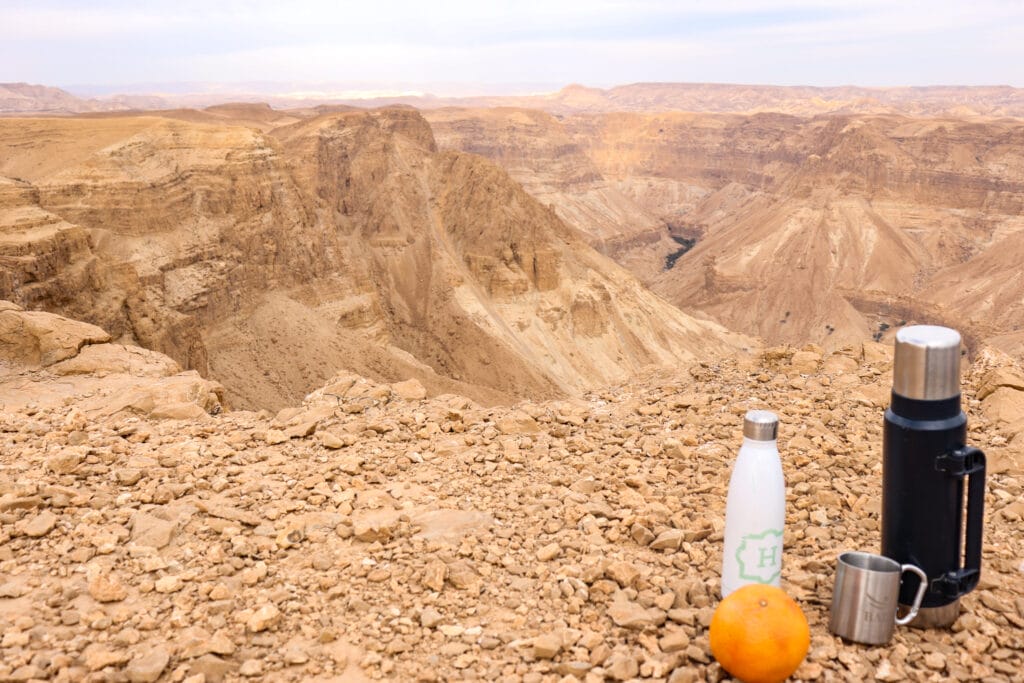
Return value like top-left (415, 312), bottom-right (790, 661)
top-left (496, 410), bottom-right (540, 434)
top-left (126, 647), bottom-right (170, 683)
top-left (87, 371), bottom-right (224, 419)
top-left (822, 354), bottom-right (858, 374)
top-left (861, 340), bottom-right (894, 365)
top-left (977, 366), bottom-right (1024, 401)
top-left (391, 378), bottom-right (427, 401)
top-left (789, 350), bottom-right (822, 374)
top-left (988, 444), bottom-right (1024, 475)
top-left (50, 343), bottom-right (180, 377)
top-left (982, 386), bottom-right (1024, 425)
top-left (0, 305), bottom-right (110, 367)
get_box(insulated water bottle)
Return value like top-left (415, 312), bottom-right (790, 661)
top-left (722, 410), bottom-right (785, 598)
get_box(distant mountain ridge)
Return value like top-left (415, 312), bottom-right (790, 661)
top-left (0, 82), bottom-right (104, 114)
top-left (533, 82), bottom-right (1024, 118)
top-left (0, 82), bottom-right (168, 114)
top-left (5, 81), bottom-right (1024, 118)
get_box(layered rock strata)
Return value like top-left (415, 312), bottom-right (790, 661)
top-left (0, 109), bottom-right (749, 410)
top-left (431, 108), bottom-right (1024, 354)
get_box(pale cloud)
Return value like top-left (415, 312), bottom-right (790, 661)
top-left (176, 38), bottom-right (719, 85)
top-left (0, 0), bottom-right (1020, 87)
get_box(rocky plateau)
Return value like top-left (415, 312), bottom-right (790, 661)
top-left (1, 304), bottom-right (1023, 682)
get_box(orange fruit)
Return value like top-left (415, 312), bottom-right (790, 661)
top-left (709, 584), bottom-right (810, 683)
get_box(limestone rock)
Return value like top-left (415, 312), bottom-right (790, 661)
top-left (0, 306), bottom-right (110, 367)
top-left (533, 633), bottom-right (562, 659)
top-left (126, 647), bottom-right (170, 683)
top-left (607, 596), bottom-right (666, 629)
top-left (391, 378), bottom-right (428, 400)
top-left (131, 511), bottom-right (177, 549)
top-left (861, 341), bottom-right (893, 364)
top-left (422, 559), bottom-right (448, 592)
top-left (88, 572), bottom-right (128, 602)
top-left (46, 452), bottom-right (83, 474)
top-left (537, 542), bottom-right (562, 561)
top-left (50, 343), bottom-right (180, 377)
top-left (353, 517), bottom-right (397, 543)
top-left (790, 351), bottom-right (822, 374)
top-left (605, 561), bottom-right (641, 587)
top-left (659, 629), bottom-right (691, 652)
top-left (319, 430), bottom-right (355, 449)
top-left (19, 511), bottom-right (57, 537)
top-left (419, 607), bottom-right (444, 628)
top-left (265, 429), bottom-right (288, 445)
top-left (496, 410), bottom-right (540, 434)
top-left (978, 365), bottom-right (1024, 400)
top-left (155, 575), bottom-right (183, 593)
top-left (84, 645), bottom-right (130, 671)
top-left (239, 659), bottom-right (263, 677)
top-left (983, 386), bottom-right (1024, 424)
top-left (247, 604), bottom-right (281, 632)
top-left (605, 652), bottom-right (639, 680)
top-left (651, 529), bottom-right (684, 551)
top-left (823, 354), bottom-right (858, 374)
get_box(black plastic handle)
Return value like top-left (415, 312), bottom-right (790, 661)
top-left (959, 446), bottom-right (985, 594)
top-left (934, 446), bottom-right (986, 598)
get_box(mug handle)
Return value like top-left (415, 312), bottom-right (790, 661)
top-left (895, 564), bottom-right (928, 626)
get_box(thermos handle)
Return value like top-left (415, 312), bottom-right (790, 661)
top-left (936, 446), bottom-right (985, 597)
top-left (959, 446), bottom-right (985, 594)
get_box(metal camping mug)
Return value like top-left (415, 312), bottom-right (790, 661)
top-left (829, 551), bottom-right (928, 645)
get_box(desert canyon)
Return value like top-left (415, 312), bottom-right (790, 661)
top-left (1, 82), bottom-right (1023, 682)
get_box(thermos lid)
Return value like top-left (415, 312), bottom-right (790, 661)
top-left (892, 325), bottom-right (962, 400)
top-left (743, 410), bottom-right (779, 441)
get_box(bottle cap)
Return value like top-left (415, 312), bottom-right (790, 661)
top-left (892, 325), bottom-right (962, 401)
top-left (743, 410), bottom-right (779, 441)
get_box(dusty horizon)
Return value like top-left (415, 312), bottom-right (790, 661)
top-left (45, 80), bottom-right (1024, 102)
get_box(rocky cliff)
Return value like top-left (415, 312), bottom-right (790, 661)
top-left (426, 108), bottom-right (677, 279)
top-left (0, 301), bottom-right (223, 419)
top-left (0, 108), bottom-right (749, 410)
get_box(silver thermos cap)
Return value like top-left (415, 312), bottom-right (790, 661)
top-left (743, 410), bottom-right (779, 441)
top-left (892, 325), bottom-right (962, 401)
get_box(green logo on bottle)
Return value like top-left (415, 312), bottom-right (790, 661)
top-left (736, 528), bottom-right (783, 584)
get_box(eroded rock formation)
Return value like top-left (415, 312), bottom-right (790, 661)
top-left (430, 108), bottom-right (1024, 355)
top-left (0, 108), bottom-right (749, 410)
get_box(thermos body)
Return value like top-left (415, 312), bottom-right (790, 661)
top-left (881, 325), bottom-right (986, 627)
top-left (882, 395), bottom-right (984, 609)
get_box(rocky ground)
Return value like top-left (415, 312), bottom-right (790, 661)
top-left (2, 330), bottom-right (1024, 682)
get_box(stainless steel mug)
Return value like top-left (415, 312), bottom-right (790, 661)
top-left (829, 551), bottom-right (928, 645)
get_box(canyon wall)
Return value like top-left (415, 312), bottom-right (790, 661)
top-left (432, 107), bottom-right (1024, 354)
top-left (0, 108), bottom-right (749, 410)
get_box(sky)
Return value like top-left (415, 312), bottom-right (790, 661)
top-left (2, 0), bottom-right (1023, 94)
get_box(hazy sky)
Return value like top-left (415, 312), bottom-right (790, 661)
top-left (2, 0), bottom-right (1023, 92)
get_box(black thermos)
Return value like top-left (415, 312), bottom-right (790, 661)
top-left (882, 325), bottom-right (985, 628)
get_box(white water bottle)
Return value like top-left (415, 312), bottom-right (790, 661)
top-left (721, 410), bottom-right (785, 598)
